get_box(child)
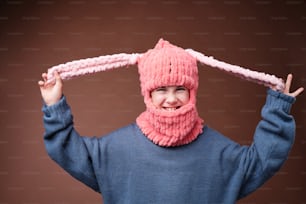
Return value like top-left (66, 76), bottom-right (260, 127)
top-left (39, 39), bottom-right (303, 204)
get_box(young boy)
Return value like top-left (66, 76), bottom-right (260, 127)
top-left (39, 39), bottom-right (303, 204)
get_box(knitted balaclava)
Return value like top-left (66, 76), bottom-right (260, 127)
top-left (136, 39), bottom-right (204, 147)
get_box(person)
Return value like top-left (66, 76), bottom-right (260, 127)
top-left (39, 39), bottom-right (303, 204)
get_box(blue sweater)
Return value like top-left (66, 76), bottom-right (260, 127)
top-left (42, 89), bottom-right (296, 204)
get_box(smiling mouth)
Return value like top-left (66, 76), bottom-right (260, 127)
top-left (163, 107), bottom-right (180, 111)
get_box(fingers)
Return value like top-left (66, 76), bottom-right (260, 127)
top-left (38, 71), bottom-right (62, 87)
top-left (42, 73), bottom-right (48, 82)
top-left (284, 74), bottom-right (292, 94)
top-left (54, 71), bottom-right (61, 81)
top-left (53, 71), bottom-right (63, 87)
top-left (38, 80), bottom-right (44, 86)
top-left (283, 74), bottom-right (304, 97)
top-left (291, 87), bottom-right (304, 98)
top-left (38, 73), bottom-right (47, 87)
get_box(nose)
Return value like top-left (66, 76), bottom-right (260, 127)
top-left (165, 92), bottom-right (178, 105)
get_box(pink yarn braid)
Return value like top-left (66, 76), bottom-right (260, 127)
top-left (46, 53), bottom-right (141, 83)
top-left (46, 45), bottom-right (284, 91)
top-left (185, 49), bottom-right (285, 91)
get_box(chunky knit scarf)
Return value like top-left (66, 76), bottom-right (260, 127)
top-left (136, 101), bottom-right (204, 147)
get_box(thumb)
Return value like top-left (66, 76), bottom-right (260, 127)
top-left (53, 71), bottom-right (63, 86)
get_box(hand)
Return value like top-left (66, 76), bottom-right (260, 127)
top-left (38, 71), bottom-right (63, 106)
top-left (282, 74), bottom-right (304, 97)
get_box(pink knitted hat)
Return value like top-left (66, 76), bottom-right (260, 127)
top-left (137, 39), bottom-right (198, 105)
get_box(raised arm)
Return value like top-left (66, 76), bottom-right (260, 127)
top-left (38, 72), bottom-right (100, 192)
top-left (237, 74), bottom-right (303, 198)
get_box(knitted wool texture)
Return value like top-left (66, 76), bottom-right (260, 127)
top-left (136, 39), bottom-right (204, 147)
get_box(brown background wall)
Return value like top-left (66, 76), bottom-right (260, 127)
top-left (0, 0), bottom-right (305, 203)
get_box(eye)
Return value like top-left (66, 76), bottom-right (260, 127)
top-left (176, 86), bottom-right (187, 91)
top-left (154, 86), bottom-right (167, 92)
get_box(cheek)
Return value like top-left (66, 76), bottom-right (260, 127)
top-left (178, 92), bottom-right (190, 104)
top-left (151, 93), bottom-right (164, 107)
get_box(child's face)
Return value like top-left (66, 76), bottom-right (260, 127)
top-left (150, 86), bottom-right (190, 111)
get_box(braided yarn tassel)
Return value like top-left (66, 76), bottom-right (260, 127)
top-left (45, 40), bottom-right (285, 92)
top-left (46, 53), bottom-right (141, 83)
top-left (185, 49), bottom-right (285, 91)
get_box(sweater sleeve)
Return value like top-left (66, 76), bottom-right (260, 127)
top-left (236, 89), bottom-right (296, 198)
top-left (42, 96), bottom-right (100, 192)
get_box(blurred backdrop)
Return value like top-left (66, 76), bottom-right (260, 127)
top-left (0, 0), bottom-right (305, 203)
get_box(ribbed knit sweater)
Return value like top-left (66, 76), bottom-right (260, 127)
top-left (42, 89), bottom-right (296, 204)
